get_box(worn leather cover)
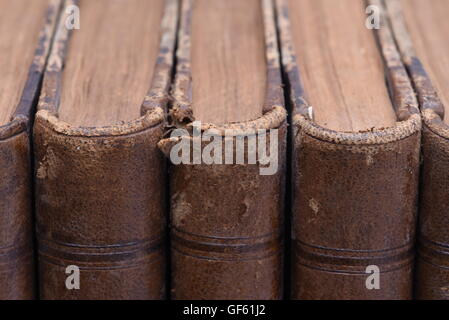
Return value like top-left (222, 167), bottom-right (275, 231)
top-left (277, 0), bottom-right (421, 299)
top-left (385, 0), bottom-right (449, 300)
top-left (0, 0), bottom-right (60, 300)
top-left (158, 0), bottom-right (287, 300)
top-left (34, 0), bottom-right (177, 300)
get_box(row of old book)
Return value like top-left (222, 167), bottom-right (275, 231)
top-left (0, 0), bottom-right (447, 300)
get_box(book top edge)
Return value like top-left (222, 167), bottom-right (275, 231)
top-left (35, 107), bottom-right (164, 138)
top-left (276, 0), bottom-right (422, 145)
top-left (169, 0), bottom-right (286, 130)
top-left (1, 0), bottom-right (62, 139)
top-left (35, 0), bottom-right (178, 135)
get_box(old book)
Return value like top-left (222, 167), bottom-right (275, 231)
top-left (158, 0), bottom-right (287, 299)
top-left (277, 0), bottom-right (421, 299)
top-left (0, 0), bottom-right (60, 300)
top-left (385, 0), bottom-right (449, 300)
top-left (34, 0), bottom-right (177, 299)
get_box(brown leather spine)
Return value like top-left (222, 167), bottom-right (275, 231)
top-left (385, 0), bottom-right (449, 300)
top-left (34, 0), bottom-right (177, 300)
top-left (277, 0), bottom-right (421, 299)
top-left (0, 0), bottom-right (61, 300)
top-left (169, 135), bottom-right (286, 300)
top-left (415, 123), bottom-right (449, 300)
top-left (416, 125), bottom-right (449, 299)
top-left (0, 128), bottom-right (34, 300)
top-left (34, 119), bottom-right (166, 300)
top-left (159, 0), bottom-right (287, 300)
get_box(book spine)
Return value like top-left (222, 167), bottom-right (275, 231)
top-left (34, 118), bottom-right (167, 299)
top-left (165, 0), bottom-right (286, 300)
top-left (275, 0), bottom-right (421, 299)
top-left (0, 126), bottom-right (34, 300)
top-left (381, 0), bottom-right (449, 300)
top-left (33, 0), bottom-right (178, 300)
top-left (416, 125), bottom-right (449, 299)
top-left (0, 0), bottom-right (62, 300)
top-left (291, 128), bottom-right (419, 299)
top-left (169, 127), bottom-right (286, 300)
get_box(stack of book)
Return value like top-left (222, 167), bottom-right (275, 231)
top-left (0, 0), bottom-right (447, 300)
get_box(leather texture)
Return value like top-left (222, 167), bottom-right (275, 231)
top-left (34, 0), bottom-right (177, 300)
top-left (277, 0), bottom-right (421, 299)
top-left (163, 103), bottom-right (287, 300)
top-left (160, 0), bottom-right (287, 300)
top-left (291, 128), bottom-right (419, 300)
top-left (0, 0), bottom-right (61, 300)
top-left (409, 54), bottom-right (449, 301)
top-left (0, 129), bottom-right (34, 300)
top-left (169, 124), bottom-right (287, 300)
top-left (415, 125), bottom-right (449, 299)
top-left (34, 119), bottom-right (166, 300)
top-left (383, 0), bottom-right (449, 300)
